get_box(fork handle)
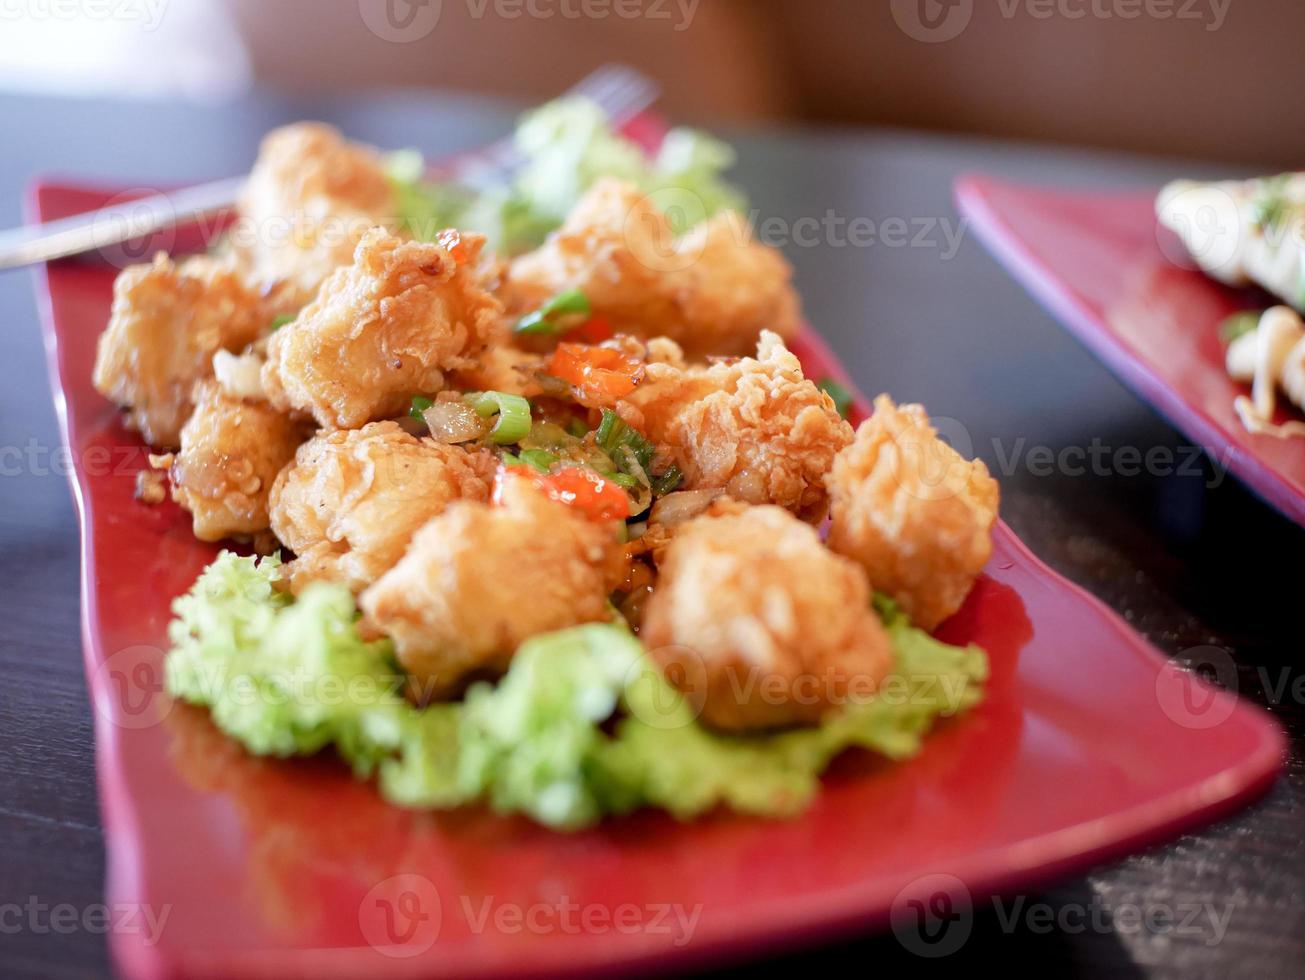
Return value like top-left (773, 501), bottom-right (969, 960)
top-left (0, 176), bottom-right (246, 271)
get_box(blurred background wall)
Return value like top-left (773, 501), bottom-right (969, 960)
top-left (1, 0), bottom-right (1301, 165)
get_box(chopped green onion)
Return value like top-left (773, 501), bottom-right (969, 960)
top-left (517, 448), bottom-right (557, 473)
top-left (270, 314), bottom-right (296, 331)
top-left (1219, 310), bottom-right (1262, 345)
top-left (818, 379), bottom-right (855, 419)
top-left (409, 395), bottom-right (434, 419)
top-left (1253, 176), bottom-right (1290, 232)
top-left (596, 410), bottom-right (654, 471)
top-left (467, 391), bottom-right (533, 445)
top-left (514, 288), bottom-right (591, 335)
top-left (606, 471), bottom-right (638, 489)
top-left (566, 418), bottom-right (588, 438)
top-left (499, 452), bottom-right (523, 468)
top-left (651, 465), bottom-right (683, 496)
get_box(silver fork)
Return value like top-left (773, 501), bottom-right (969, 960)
top-left (0, 64), bottom-right (659, 272)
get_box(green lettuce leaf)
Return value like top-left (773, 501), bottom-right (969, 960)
top-left (590, 595), bottom-right (987, 821)
top-left (166, 554), bottom-right (987, 830)
top-left (166, 552), bottom-right (410, 776)
top-left (386, 95), bottom-right (746, 255)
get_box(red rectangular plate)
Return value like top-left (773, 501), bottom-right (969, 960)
top-left (956, 173), bottom-right (1305, 526)
top-left (31, 178), bottom-right (1284, 979)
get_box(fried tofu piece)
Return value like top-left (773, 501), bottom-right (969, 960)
top-left (360, 473), bottom-right (624, 699)
top-left (826, 396), bottom-right (999, 631)
top-left (92, 254), bottom-right (269, 449)
top-left (642, 504), bottom-right (893, 731)
top-left (269, 421), bottom-right (497, 593)
top-left (161, 380), bottom-right (307, 542)
top-left (618, 331), bottom-right (852, 520)
top-left (261, 228), bottom-right (502, 429)
top-left (232, 122), bottom-right (397, 307)
top-left (448, 337), bottom-right (546, 399)
top-left (507, 179), bottom-right (799, 357)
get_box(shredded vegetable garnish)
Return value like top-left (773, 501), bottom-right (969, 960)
top-left (650, 465), bottom-right (683, 496)
top-left (566, 315), bottom-right (614, 344)
top-left (817, 378), bottom-right (855, 420)
top-left (409, 395), bottom-right (434, 419)
top-left (545, 344), bottom-right (643, 406)
top-left (437, 228), bottom-right (471, 264)
top-left (467, 391), bottom-right (533, 444)
top-left (515, 288), bottom-right (591, 335)
top-left (517, 448), bottom-right (558, 472)
top-left (1220, 310), bottom-right (1263, 345)
top-left (595, 410), bottom-right (681, 503)
top-left (511, 465), bottom-right (632, 522)
top-left (596, 410), bottom-right (654, 471)
top-left (384, 149), bottom-right (473, 243)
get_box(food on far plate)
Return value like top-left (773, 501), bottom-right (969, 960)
top-left (98, 96), bottom-right (999, 830)
top-left (1157, 173), bottom-right (1305, 301)
top-left (1158, 175), bottom-right (1305, 438)
top-left (1222, 306), bottom-right (1305, 438)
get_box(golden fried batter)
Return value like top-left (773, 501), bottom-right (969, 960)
top-left (448, 335), bottom-right (546, 399)
top-left (826, 396), bottom-right (999, 631)
top-left (360, 473), bottom-right (624, 699)
top-left (93, 253), bottom-right (268, 448)
top-left (231, 122), bottom-right (397, 307)
top-left (269, 421), bottom-right (497, 593)
top-left (261, 229), bottom-right (502, 429)
top-left (508, 179), bottom-right (800, 356)
top-left (642, 504), bottom-right (893, 731)
top-left (618, 331), bottom-right (852, 520)
top-left (162, 380), bottom-right (307, 542)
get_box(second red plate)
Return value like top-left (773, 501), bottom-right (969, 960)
top-left (957, 173), bottom-right (1305, 526)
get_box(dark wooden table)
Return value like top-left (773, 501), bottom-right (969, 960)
top-left (1, 90), bottom-right (1300, 979)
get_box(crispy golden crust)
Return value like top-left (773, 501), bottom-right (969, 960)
top-left (269, 421), bottom-right (497, 593)
top-left (507, 179), bottom-right (800, 357)
top-left (360, 474), bottom-right (624, 699)
top-left (231, 122), bottom-right (397, 307)
top-left (163, 381), bottom-right (308, 542)
top-left (261, 229), bottom-right (502, 429)
top-left (92, 254), bottom-right (269, 449)
top-left (618, 331), bottom-right (852, 520)
top-left (825, 395), bottom-right (999, 631)
top-left (642, 505), bottom-right (892, 731)
top-left (447, 335), bottom-right (546, 398)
